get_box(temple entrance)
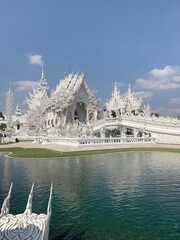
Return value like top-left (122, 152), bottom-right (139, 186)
top-left (74, 102), bottom-right (87, 123)
top-left (17, 123), bottom-right (20, 130)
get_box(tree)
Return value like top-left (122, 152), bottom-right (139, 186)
top-left (0, 123), bottom-right (6, 131)
top-left (0, 112), bottom-right (5, 120)
top-left (151, 112), bottom-right (161, 118)
top-left (0, 112), bottom-right (6, 131)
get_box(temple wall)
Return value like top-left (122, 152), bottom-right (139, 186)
top-left (155, 133), bottom-right (180, 144)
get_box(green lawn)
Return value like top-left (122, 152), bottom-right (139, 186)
top-left (0, 147), bottom-right (179, 158)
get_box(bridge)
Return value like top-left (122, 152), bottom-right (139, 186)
top-left (93, 115), bottom-right (180, 144)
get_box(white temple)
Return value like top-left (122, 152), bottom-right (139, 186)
top-left (1, 66), bottom-right (180, 145)
top-left (44, 72), bottom-right (98, 127)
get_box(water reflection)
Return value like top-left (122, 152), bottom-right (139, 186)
top-left (0, 152), bottom-right (180, 239)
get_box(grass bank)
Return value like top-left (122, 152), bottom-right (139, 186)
top-left (0, 147), bottom-right (179, 158)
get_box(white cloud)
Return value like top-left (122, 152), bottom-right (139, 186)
top-left (27, 54), bottom-right (44, 66)
top-left (134, 91), bottom-right (153, 101)
top-left (169, 98), bottom-right (180, 105)
top-left (13, 81), bottom-right (39, 91)
top-left (150, 66), bottom-right (176, 78)
top-left (136, 65), bottom-right (180, 90)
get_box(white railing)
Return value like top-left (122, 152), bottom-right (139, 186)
top-left (93, 116), bottom-right (180, 135)
top-left (11, 135), bottom-right (36, 141)
top-left (35, 136), bottom-right (156, 147)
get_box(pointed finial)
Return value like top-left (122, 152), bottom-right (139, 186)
top-left (64, 67), bottom-right (69, 77)
top-left (81, 72), bottom-right (85, 81)
top-left (47, 183), bottom-right (53, 216)
top-left (112, 81), bottom-right (120, 97)
top-left (0, 183), bottom-right (13, 217)
top-left (114, 81), bottom-right (118, 92)
top-left (24, 183), bottom-right (34, 215)
top-left (41, 64), bottom-right (45, 78)
top-left (39, 64), bottom-right (49, 90)
top-left (8, 82), bottom-right (12, 92)
top-left (15, 102), bottom-right (21, 116)
top-left (128, 83), bottom-right (132, 95)
top-left (16, 102), bottom-right (19, 109)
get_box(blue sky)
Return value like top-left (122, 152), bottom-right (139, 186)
top-left (0, 0), bottom-right (180, 116)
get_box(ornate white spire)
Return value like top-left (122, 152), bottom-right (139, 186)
top-left (26, 67), bottom-right (50, 132)
top-left (6, 85), bottom-right (14, 129)
top-left (39, 64), bottom-right (48, 90)
top-left (144, 102), bottom-right (151, 116)
top-left (113, 81), bottom-right (119, 95)
top-left (41, 64), bottom-right (45, 78)
top-left (15, 102), bottom-right (21, 116)
top-left (106, 82), bottom-right (125, 113)
top-left (127, 83), bottom-right (132, 96)
top-left (27, 66), bottom-right (49, 110)
top-left (125, 83), bottom-right (142, 113)
top-left (64, 67), bottom-right (69, 77)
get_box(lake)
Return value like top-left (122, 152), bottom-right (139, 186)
top-left (0, 151), bottom-right (180, 239)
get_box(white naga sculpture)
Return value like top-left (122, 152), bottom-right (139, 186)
top-left (0, 183), bottom-right (53, 240)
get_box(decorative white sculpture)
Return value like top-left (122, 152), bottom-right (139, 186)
top-left (26, 65), bottom-right (49, 134)
top-left (0, 183), bottom-right (53, 240)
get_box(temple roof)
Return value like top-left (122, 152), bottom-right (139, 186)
top-left (106, 82), bottom-right (125, 111)
top-left (45, 72), bottom-right (97, 111)
top-left (106, 82), bottom-right (143, 112)
top-left (125, 83), bottom-right (142, 111)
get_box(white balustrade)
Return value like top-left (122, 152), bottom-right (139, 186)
top-left (36, 136), bottom-right (155, 147)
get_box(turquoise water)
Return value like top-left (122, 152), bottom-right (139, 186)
top-left (0, 152), bottom-right (180, 239)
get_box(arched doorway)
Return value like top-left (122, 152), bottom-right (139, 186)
top-left (74, 102), bottom-right (87, 122)
top-left (17, 124), bottom-right (20, 130)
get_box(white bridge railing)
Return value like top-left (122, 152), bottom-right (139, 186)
top-left (93, 116), bottom-right (180, 135)
top-left (34, 136), bottom-right (156, 147)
